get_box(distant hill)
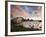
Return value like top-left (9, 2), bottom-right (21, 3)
top-left (11, 17), bottom-right (42, 24)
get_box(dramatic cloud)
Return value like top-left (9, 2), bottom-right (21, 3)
top-left (11, 5), bottom-right (42, 20)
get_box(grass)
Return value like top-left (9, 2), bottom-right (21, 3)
top-left (11, 23), bottom-right (41, 32)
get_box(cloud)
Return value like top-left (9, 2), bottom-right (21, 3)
top-left (11, 5), bottom-right (42, 19)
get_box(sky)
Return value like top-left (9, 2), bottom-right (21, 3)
top-left (11, 5), bottom-right (42, 20)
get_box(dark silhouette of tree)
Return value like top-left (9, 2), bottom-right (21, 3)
top-left (38, 20), bottom-right (42, 22)
top-left (26, 19), bottom-right (29, 21)
top-left (30, 19), bottom-right (33, 21)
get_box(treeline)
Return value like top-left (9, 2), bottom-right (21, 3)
top-left (11, 17), bottom-right (42, 24)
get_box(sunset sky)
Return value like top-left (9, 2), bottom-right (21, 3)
top-left (11, 5), bottom-right (42, 20)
